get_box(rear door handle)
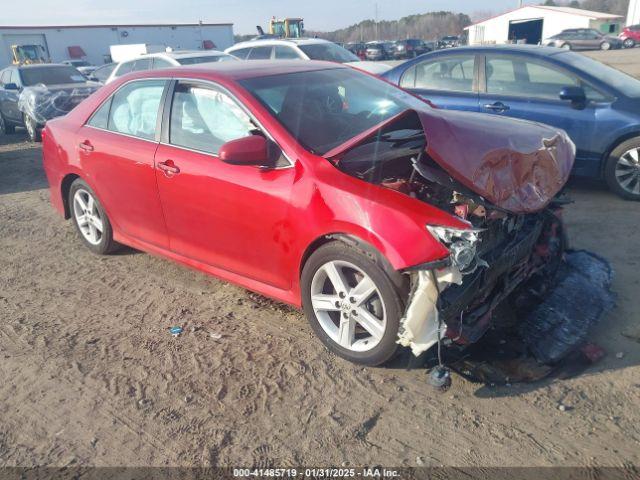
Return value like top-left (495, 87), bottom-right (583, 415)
top-left (79, 141), bottom-right (94, 152)
top-left (483, 102), bottom-right (510, 113)
top-left (157, 160), bottom-right (180, 177)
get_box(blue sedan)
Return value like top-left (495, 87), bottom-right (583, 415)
top-left (382, 45), bottom-right (640, 200)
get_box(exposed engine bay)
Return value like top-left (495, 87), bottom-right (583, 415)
top-left (332, 110), bottom-right (614, 373)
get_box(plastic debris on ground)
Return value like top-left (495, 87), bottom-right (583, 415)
top-left (443, 250), bottom-right (615, 384)
top-left (169, 326), bottom-right (183, 337)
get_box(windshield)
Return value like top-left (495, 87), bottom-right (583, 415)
top-left (557, 51), bottom-right (640, 97)
top-left (240, 68), bottom-right (429, 155)
top-left (20, 66), bottom-right (86, 86)
top-left (177, 55), bottom-right (235, 65)
top-left (298, 43), bottom-right (359, 63)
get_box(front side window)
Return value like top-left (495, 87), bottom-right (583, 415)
top-left (403, 55), bottom-right (475, 92)
top-left (107, 80), bottom-right (166, 140)
top-left (241, 68), bottom-right (429, 155)
top-left (169, 83), bottom-right (256, 154)
top-left (152, 58), bottom-right (174, 69)
top-left (486, 56), bottom-right (582, 99)
top-left (274, 46), bottom-right (301, 60)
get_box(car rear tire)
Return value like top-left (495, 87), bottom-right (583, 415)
top-left (561, 43), bottom-right (572, 50)
top-left (0, 113), bottom-right (15, 134)
top-left (604, 138), bottom-right (640, 200)
top-left (24, 114), bottom-right (41, 142)
top-left (301, 241), bottom-right (406, 366)
top-left (600, 41), bottom-right (611, 51)
top-left (69, 178), bottom-right (121, 254)
top-left (623, 38), bottom-right (636, 48)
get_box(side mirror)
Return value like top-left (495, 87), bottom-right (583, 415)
top-left (559, 86), bottom-right (586, 105)
top-left (219, 135), bottom-right (275, 168)
top-left (4, 83), bottom-right (19, 91)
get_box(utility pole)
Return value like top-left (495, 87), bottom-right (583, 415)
top-left (375, 2), bottom-right (379, 40)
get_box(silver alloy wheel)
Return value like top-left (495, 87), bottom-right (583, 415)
top-left (310, 260), bottom-right (387, 352)
top-left (601, 41), bottom-right (611, 50)
top-left (615, 147), bottom-right (640, 195)
top-left (624, 38), bottom-right (635, 48)
top-left (73, 188), bottom-right (104, 245)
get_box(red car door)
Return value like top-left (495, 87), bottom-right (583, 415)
top-left (80, 79), bottom-right (169, 248)
top-left (154, 81), bottom-right (296, 289)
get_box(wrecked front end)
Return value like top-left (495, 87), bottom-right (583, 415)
top-left (330, 109), bottom-right (613, 371)
top-left (18, 83), bottom-right (99, 125)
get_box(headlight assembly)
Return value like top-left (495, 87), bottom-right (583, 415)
top-left (427, 225), bottom-right (485, 274)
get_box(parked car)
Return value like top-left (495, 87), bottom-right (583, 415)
top-left (105, 50), bottom-right (237, 84)
top-left (345, 42), bottom-right (367, 60)
top-left (88, 63), bottom-right (116, 84)
top-left (437, 36), bottom-right (461, 49)
top-left (619, 24), bottom-right (640, 48)
top-left (383, 45), bottom-right (640, 199)
top-left (393, 39), bottom-right (431, 59)
top-left (542, 29), bottom-right (622, 50)
top-left (364, 42), bottom-right (390, 61)
top-left (0, 63), bottom-right (99, 142)
top-left (61, 59), bottom-right (97, 76)
top-left (226, 38), bottom-right (390, 74)
top-left (42, 61), bottom-right (578, 366)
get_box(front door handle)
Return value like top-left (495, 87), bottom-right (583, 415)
top-left (483, 101), bottom-right (510, 113)
top-left (79, 141), bottom-right (94, 152)
top-left (157, 159), bottom-right (180, 177)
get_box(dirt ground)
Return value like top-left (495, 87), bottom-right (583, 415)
top-left (1, 53), bottom-right (640, 469)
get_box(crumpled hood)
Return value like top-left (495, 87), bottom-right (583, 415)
top-left (328, 108), bottom-right (575, 214)
top-left (18, 82), bottom-right (100, 124)
top-left (417, 108), bottom-right (575, 213)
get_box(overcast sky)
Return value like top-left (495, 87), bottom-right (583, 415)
top-left (2, 0), bottom-right (524, 34)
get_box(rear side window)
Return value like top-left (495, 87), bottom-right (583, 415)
top-left (10, 69), bottom-right (21, 86)
top-left (132, 58), bottom-right (152, 71)
top-left (230, 48), bottom-right (251, 59)
top-left (87, 98), bottom-right (112, 129)
top-left (115, 61), bottom-right (135, 77)
top-left (106, 80), bottom-right (166, 140)
top-left (152, 57), bottom-right (174, 69)
top-left (169, 83), bottom-right (255, 154)
top-left (248, 46), bottom-right (272, 60)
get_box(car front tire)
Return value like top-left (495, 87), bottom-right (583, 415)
top-left (69, 178), bottom-right (120, 254)
top-left (623, 38), bottom-right (635, 48)
top-left (604, 138), bottom-right (640, 200)
top-left (301, 241), bottom-right (406, 366)
top-left (24, 114), bottom-right (42, 142)
top-left (0, 113), bottom-right (15, 134)
top-left (600, 41), bottom-right (611, 51)
top-left (561, 43), bottom-right (572, 50)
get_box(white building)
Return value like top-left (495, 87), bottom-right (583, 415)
top-left (0, 23), bottom-right (235, 67)
top-left (628, 0), bottom-right (640, 26)
top-left (465, 6), bottom-right (622, 46)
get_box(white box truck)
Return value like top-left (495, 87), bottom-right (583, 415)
top-left (109, 44), bottom-right (167, 63)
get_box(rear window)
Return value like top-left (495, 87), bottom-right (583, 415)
top-left (298, 43), bottom-right (359, 63)
top-left (177, 55), bottom-right (235, 65)
top-left (20, 66), bottom-right (85, 86)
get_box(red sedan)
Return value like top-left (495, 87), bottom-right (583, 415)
top-left (43, 61), bottom-right (575, 366)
